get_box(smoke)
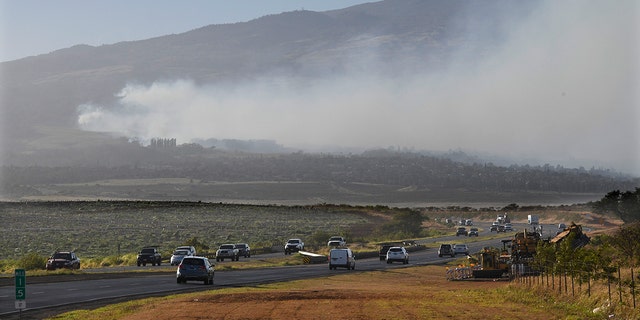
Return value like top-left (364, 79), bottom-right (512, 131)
top-left (77, 1), bottom-right (639, 175)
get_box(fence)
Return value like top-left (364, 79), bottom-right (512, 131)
top-left (513, 264), bottom-right (638, 309)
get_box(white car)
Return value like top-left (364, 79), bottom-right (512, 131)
top-left (284, 238), bottom-right (304, 254)
top-left (170, 249), bottom-right (192, 265)
top-left (176, 246), bottom-right (197, 256)
top-left (327, 236), bottom-right (346, 247)
top-left (386, 246), bottom-right (409, 264)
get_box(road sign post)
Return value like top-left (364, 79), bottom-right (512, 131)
top-left (15, 268), bottom-right (26, 309)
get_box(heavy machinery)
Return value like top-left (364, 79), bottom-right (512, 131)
top-left (550, 223), bottom-right (590, 248)
top-left (511, 229), bottom-right (541, 263)
top-left (471, 242), bottom-right (511, 278)
top-left (472, 229), bottom-right (542, 278)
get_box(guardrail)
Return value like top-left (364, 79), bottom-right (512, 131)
top-left (299, 251), bottom-right (327, 264)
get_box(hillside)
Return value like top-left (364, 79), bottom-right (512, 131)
top-left (0, 0), bottom-right (534, 165)
top-left (1, 0), bottom-right (635, 203)
top-left (1, 149), bottom-right (636, 204)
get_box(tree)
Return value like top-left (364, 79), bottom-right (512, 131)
top-left (592, 188), bottom-right (640, 223)
top-left (378, 210), bottom-right (425, 238)
top-left (607, 222), bottom-right (640, 267)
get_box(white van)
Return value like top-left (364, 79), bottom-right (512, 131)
top-left (329, 248), bottom-right (355, 270)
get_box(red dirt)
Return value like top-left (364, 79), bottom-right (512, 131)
top-left (117, 266), bottom-right (559, 320)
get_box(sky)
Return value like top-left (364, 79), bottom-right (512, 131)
top-left (0, 0), bottom-right (372, 62)
top-left (1, 1), bottom-right (639, 176)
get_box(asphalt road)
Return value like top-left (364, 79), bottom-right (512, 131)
top-left (0, 221), bottom-right (555, 318)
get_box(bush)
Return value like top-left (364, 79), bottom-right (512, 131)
top-left (18, 252), bottom-right (47, 270)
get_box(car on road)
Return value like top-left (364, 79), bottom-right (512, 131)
top-left (235, 243), bottom-right (251, 258)
top-left (490, 222), bottom-right (499, 232)
top-left (170, 249), bottom-right (192, 266)
top-left (468, 227), bottom-right (479, 237)
top-left (386, 246), bottom-right (409, 264)
top-left (216, 244), bottom-right (239, 261)
top-left (176, 256), bottom-right (214, 285)
top-left (456, 227), bottom-right (468, 236)
top-left (284, 238), bottom-right (304, 254)
top-left (453, 244), bottom-right (469, 255)
top-left (504, 223), bottom-right (513, 231)
top-left (329, 248), bottom-right (355, 270)
top-left (438, 244), bottom-right (455, 257)
top-left (378, 244), bottom-right (394, 260)
top-left (327, 236), bottom-right (346, 247)
top-left (137, 247), bottom-right (162, 266)
top-left (176, 245), bottom-right (197, 256)
top-left (46, 251), bottom-right (80, 270)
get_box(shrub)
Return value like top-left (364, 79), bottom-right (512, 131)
top-left (18, 252), bottom-right (47, 270)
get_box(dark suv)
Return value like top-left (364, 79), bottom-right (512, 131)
top-left (137, 247), bottom-right (162, 266)
top-left (235, 243), bottom-right (251, 258)
top-left (177, 256), bottom-right (214, 285)
top-left (46, 251), bottom-right (80, 270)
top-left (438, 244), bottom-right (455, 257)
top-left (379, 245), bottom-right (393, 261)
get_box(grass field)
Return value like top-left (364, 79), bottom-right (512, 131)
top-left (0, 201), bottom-right (380, 262)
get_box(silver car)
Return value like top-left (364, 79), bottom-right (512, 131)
top-left (386, 246), bottom-right (409, 264)
top-left (170, 249), bottom-right (192, 266)
top-left (453, 244), bottom-right (469, 255)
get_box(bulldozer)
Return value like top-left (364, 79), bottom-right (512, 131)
top-left (511, 229), bottom-right (541, 264)
top-left (472, 243), bottom-right (511, 278)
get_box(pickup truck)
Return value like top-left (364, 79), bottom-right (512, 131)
top-left (137, 247), bottom-right (162, 266)
top-left (216, 244), bottom-right (239, 261)
top-left (327, 236), bottom-right (346, 247)
top-left (284, 238), bottom-right (304, 254)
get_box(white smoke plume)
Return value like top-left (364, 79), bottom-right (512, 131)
top-left (77, 1), bottom-right (639, 175)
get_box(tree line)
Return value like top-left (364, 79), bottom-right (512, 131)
top-left (592, 188), bottom-right (640, 223)
top-left (2, 149), bottom-right (637, 196)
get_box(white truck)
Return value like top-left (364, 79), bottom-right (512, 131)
top-left (528, 214), bottom-right (539, 225)
top-left (284, 238), bottom-right (304, 254)
top-left (329, 248), bottom-right (355, 270)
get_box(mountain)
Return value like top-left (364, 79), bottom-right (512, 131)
top-left (2, 0), bottom-right (635, 204)
top-left (0, 0), bottom-right (536, 161)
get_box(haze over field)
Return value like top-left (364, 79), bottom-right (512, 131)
top-left (76, 1), bottom-right (639, 174)
top-left (1, 0), bottom-right (639, 176)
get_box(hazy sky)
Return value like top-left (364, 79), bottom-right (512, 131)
top-left (0, 0), bottom-right (371, 62)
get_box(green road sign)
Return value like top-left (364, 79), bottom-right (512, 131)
top-left (15, 269), bottom-right (26, 300)
top-left (16, 287), bottom-right (26, 299)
